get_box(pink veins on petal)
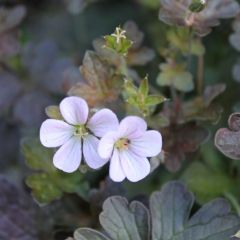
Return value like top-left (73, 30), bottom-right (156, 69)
top-left (40, 96), bottom-right (119, 173)
top-left (98, 116), bottom-right (162, 182)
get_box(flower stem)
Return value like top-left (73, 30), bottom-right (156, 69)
top-left (197, 53), bottom-right (204, 95)
top-left (187, 27), bottom-right (193, 71)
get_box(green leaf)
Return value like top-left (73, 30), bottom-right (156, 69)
top-left (104, 27), bottom-right (133, 56)
top-left (124, 77), bottom-right (166, 116)
top-left (181, 162), bottom-right (237, 203)
top-left (173, 71), bottom-right (194, 92)
top-left (26, 173), bottom-right (62, 203)
top-left (167, 28), bottom-right (205, 56)
top-left (124, 79), bottom-right (138, 95)
top-left (157, 63), bottom-right (194, 92)
top-left (191, 40), bottom-right (205, 56)
top-left (45, 105), bottom-right (63, 120)
top-left (139, 77), bottom-right (149, 97)
top-left (22, 137), bottom-right (53, 171)
top-left (22, 138), bottom-right (89, 204)
top-left (145, 95), bottom-right (166, 106)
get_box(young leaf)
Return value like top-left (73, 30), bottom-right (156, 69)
top-left (145, 95), bottom-right (166, 106)
top-left (45, 105), bottom-right (63, 120)
top-left (157, 62), bottom-right (194, 92)
top-left (139, 77), bottom-right (149, 97)
top-left (124, 77), bottom-right (166, 116)
top-left (104, 27), bottom-right (133, 56)
top-left (167, 28), bottom-right (205, 56)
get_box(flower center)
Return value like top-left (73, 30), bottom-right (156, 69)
top-left (115, 138), bottom-right (130, 151)
top-left (73, 125), bottom-right (88, 137)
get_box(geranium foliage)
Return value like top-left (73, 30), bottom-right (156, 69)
top-left (71, 181), bottom-right (240, 240)
top-left (1, 0), bottom-right (240, 239)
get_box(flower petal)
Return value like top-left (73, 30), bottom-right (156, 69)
top-left (40, 119), bottom-right (74, 147)
top-left (109, 149), bottom-right (125, 182)
top-left (53, 137), bottom-right (81, 173)
top-left (119, 116), bottom-right (147, 139)
top-left (87, 108), bottom-right (119, 137)
top-left (130, 130), bottom-right (162, 157)
top-left (59, 96), bottom-right (89, 125)
top-left (98, 131), bottom-right (119, 159)
top-left (120, 150), bottom-right (150, 182)
top-left (83, 134), bottom-right (109, 169)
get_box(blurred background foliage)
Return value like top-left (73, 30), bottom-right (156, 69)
top-left (1, 0), bottom-right (240, 239)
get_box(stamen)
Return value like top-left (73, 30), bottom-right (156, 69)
top-left (74, 125), bottom-right (88, 137)
top-left (115, 138), bottom-right (130, 150)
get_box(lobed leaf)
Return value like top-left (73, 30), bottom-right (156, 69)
top-left (71, 181), bottom-right (240, 240)
top-left (74, 228), bottom-right (110, 240)
top-left (22, 138), bottom-right (89, 204)
top-left (157, 62), bottom-right (194, 92)
top-left (99, 197), bottom-right (144, 240)
top-left (69, 51), bottom-right (122, 107)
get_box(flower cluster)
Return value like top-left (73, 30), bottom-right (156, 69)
top-left (40, 96), bottom-right (162, 182)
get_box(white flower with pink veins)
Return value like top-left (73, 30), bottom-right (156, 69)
top-left (98, 116), bottom-right (162, 182)
top-left (40, 96), bottom-right (118, 173)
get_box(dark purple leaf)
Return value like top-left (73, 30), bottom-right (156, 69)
top-left (13, 91), bottom-right (53, 128)
top-left (215, 113), bottom-right (240, 160)
top-left (0, 120), bottom-right (20, 168)
top-left (0, 71), bottom-right (22, 113)
top-left (0, 176), bottom-right (38, 240)
top-left (162, 123), bottom-right (209, 172)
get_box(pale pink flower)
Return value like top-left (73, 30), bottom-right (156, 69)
top-left (98, 116), bottom-right (162, 182)
top-left (40, 96), bottom-right (118, 173)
